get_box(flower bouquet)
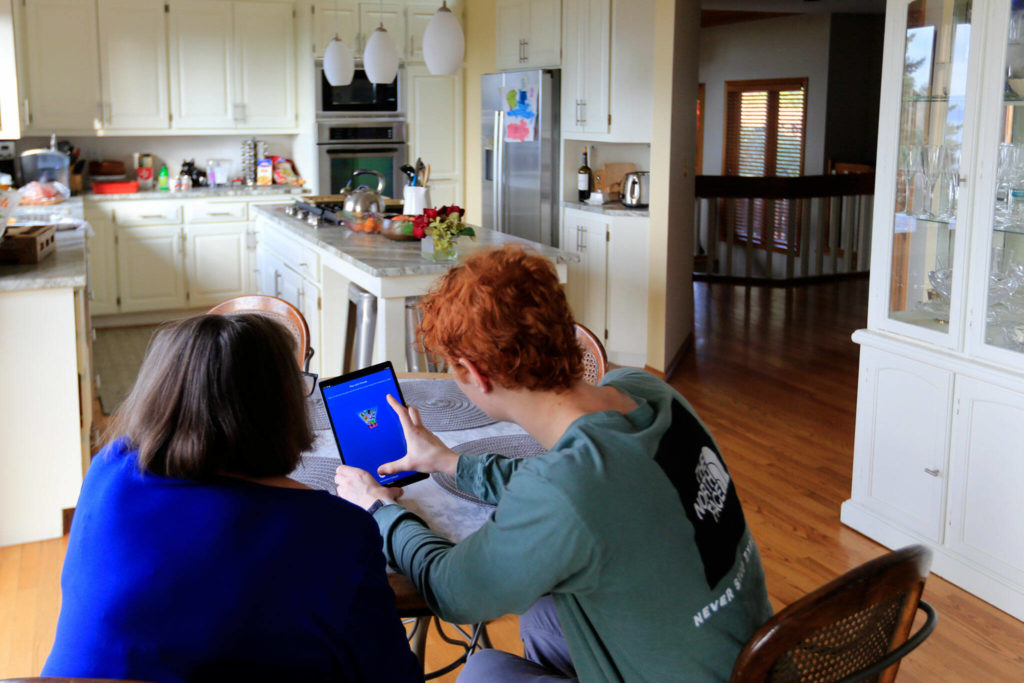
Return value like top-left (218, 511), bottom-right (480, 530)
top-left (417, 205), bottom-right (475, 260)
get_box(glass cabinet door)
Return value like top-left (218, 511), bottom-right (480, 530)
top-left (889, 0), bottom-right (973, 333)
top-left (981, 1), bottom-right (1024, 355)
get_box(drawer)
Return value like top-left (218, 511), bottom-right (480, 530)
top-left (112, 202), bottom-right (182, 226)
top-left (259, 222), bottom-right (320, 282)
top-left (186, 201), bottom-right (248, 224)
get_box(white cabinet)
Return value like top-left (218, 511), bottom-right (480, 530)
top-left (234, 1), bottom-right (297, 129)
top-left (359, 2), bottom-right (404, 53)
top-left (561, 0), bottom-right (609, 135)
top-left (97, 0), bottom-right (169, 130)
top-left (0, 0), bottom-right (21, 139)
top-left (168, 0), bottom-right (236, 129)
top-left (843, 0), bottom-right (1024, 621)
top-left (117, 224), bottom-right (187, 313)
top-left (83, 209), bottom-right (118, 316)
top-left (563, 207), bottom-right (648, 365)
top-left (22, 0), bottom-right (101, 132)
top-left (496, 0), bottom-right (561, 70)
top-left (562, 208), bottom-right (608, 339)
top-left (256, 238), bottom-right (322, 375)
top-left (314, 2), bottom-right (359, 57)
top-left (406, 5), bottom-right (434, 62)
top-left (185, 223), bottom-right (249, 308)
top-left (168, 0), bottom-right (296, 131)
top-left (407, 64), bottom-right (464, 206)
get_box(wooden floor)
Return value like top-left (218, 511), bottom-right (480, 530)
top-left (3, 278), bottom-right (1024, 680)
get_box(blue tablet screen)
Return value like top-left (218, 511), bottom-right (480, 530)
top-left (321, 368), bottom-right (413, 486)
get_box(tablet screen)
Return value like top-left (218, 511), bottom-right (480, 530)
top-left (319, 362), bottom-right (425, 487)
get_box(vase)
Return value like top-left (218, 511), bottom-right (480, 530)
top-left (421, 235), bottom-right (458, 261)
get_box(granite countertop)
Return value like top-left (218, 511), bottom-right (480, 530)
top-left (84, 185), bottom-right (308, 201)
top-left (561, 200), bottom-right (650, 217)
top-left (255, 205), bottom-right (579, 278)
top-left (0, 225), bottom-right (88, 292)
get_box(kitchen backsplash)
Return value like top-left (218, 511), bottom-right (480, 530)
top-left (562, 141), bottom-right (651, 202)
top-left (15, 134), bottom-right (302, 185)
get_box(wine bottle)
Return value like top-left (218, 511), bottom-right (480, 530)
top-left (577, 149), bottom-right (592, 202)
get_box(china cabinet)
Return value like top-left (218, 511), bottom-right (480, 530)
top-left (843, 0), bottom-right (1024, 621)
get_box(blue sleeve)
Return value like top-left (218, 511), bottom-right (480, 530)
top-left (336, 522), bottom-right (423, 682)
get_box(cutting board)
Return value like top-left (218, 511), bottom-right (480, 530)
top-left (593, 162), bottom-right (636, 194)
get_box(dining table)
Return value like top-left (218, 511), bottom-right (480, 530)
top-left (288, 373), bottom-right (545, 677)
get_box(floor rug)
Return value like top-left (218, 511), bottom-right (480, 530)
top-left (93, 325), bottom-right (160, 415)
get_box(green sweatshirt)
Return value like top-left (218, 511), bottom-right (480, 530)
top-left (373, 368), bottom-right (773, 682)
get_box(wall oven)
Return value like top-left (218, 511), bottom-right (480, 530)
top-left (317, 120), bottom-right (407, 198)
top-left (315, 60), bottom-right (402, 117)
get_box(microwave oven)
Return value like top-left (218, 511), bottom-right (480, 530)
top-left (316, 60), bottom-right (402, 117)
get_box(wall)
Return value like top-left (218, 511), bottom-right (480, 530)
top-left (698, 13), bottom-right (832, 176)
top-left (461, 0), bottom-right (496, 225)
top-left (825, 13), bottom-right (885, 168)
top-left (647, 0), bottom-right (699, 373)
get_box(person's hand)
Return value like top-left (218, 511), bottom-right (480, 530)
top-left (380, 394), bottom-right (460, 477)
top-left (335, 464), bottom-right (402, 510)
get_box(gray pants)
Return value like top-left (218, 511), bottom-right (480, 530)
top-left (458, 596), bottom-right (578, 682)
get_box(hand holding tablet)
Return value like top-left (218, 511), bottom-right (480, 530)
top-left (378, 394), bottom-right (460, 479)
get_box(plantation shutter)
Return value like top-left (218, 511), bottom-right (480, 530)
top-left (723, 78), bottom-right (807, 250)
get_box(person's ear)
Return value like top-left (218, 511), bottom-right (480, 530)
top-left (456, 357), bottom-right (491, 393)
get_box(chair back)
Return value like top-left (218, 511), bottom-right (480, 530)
top-left (575, 323), bottom-right (608, 385)
top-left (730, 545), bottom-right (936, 683)
top-left (208, 295), bottom-right (313, 370)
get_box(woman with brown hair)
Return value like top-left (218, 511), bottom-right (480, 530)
top-left (43, 314), bottom-right (420, 682)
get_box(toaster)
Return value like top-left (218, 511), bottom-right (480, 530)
top-left (621, 171), bottom-right (650, 208)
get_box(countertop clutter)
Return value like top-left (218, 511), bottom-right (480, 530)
top-left (0, 198), bottom-right (87, 291)
top-left (560, 200), bottom-right (650, 218)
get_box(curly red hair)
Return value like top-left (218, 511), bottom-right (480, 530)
top-left (418, 245), bottom-right (582, 391)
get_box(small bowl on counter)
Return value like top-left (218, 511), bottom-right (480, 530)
top-left (381, 215), bottom-right (421, 241)
top-left (337, 209), bottom-right (382, 234)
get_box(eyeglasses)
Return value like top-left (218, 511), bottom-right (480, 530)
top-left (302, 371), bottom-right (319, 397)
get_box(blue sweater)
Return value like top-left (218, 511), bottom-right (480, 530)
top-left (43, 438), bottom-right (420, 682)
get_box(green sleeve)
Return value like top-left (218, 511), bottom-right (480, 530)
top-left (372, 472), bottom-right (601, 624)
top-left (455, 452), bottom-right (529, 504)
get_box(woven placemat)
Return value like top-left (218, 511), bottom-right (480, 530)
top-left (399, 379), bottom-right (496, 432)
top-left (290, 456), bottom-right (339, 493)
top-left (432, 433), bottom-right (546, 507)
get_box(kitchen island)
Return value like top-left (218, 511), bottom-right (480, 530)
top-left (253, 205), bottom-right (577, 374)
top-left (0, 204), bottom-right (91, 547)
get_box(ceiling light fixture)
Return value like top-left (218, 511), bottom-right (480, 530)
top-left (422, 1), bottom-right (465, 75)
top-left (322, 1), bottom-right (354, 86)
top-left (363, 0), bottom-right (400, 84)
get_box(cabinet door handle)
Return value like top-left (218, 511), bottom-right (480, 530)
top-left (298, 287), bottom-right (306, 312)
top-left (580, 226), bottom-right (587, 251)
top-left (22, 98), bottom-right (30, 127)
top-left (580, 99), bottom-right (586, 126)
top-left (274, 271), bottom-right (282, 297)
top-left (141, 214), bottom-right (166, 219)
top-left (523, 39), bottom-right (528, 63)
top-left (208, 212), bottom-right (234, 217)
top-left (924, 468), bottom-right (940, 477)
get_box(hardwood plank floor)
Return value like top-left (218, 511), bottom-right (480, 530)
top-left (2, 278), bottom-right (1022, 680)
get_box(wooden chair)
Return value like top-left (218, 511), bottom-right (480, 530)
top-left (575, 323), bottom-right (608, 385)
top-left (730, 545), bottom-right (937, 683)
top-left (208, 295), bottom-right (314, 371)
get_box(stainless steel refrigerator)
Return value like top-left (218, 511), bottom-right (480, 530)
top-left (481, 69), bottom-right (560, 246)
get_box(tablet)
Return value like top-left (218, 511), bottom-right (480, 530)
top-left (318, 361), bottom-right (427, 488)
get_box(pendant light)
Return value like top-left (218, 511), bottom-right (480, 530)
top-left (422, 1), bottom-right (465, 75)
top-left (322, 0), bottom-right (354, 86)
top-left (363, 0), bottom-right (400, 84)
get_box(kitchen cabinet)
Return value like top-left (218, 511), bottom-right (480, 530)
top-left (97, 0), bottom-right (169, 130)
top-left (84, 210), bottom-right (119, 316)
top-left (22, 0), bottom-right (101, 132)
top-left (842, 0), bottom-right (1024, 621)
top-left (117, 224), bottom-right (188, 313)
top-left (313, 2), bottom-right (359, 58)
top-left (169, 0), bottom-right (296, 131)
top-left (562, 207), bottom-right (648, 366)
top-left (406, 5), bottom-right (434, 62)
top-left (406, 64), bottom-right (464, 207)
top-left (561, 0), bottom-right (609, 135)
top-left (495, 0), bottom-right (561, 70)
top-left (358, 2), bottom-right (404, 54)
top-left (0, 0), bottom-right (20, 139)
top-left (234, 1), bottom-right (297, 129)
top-left (168, 0), bottom-right (236, 129)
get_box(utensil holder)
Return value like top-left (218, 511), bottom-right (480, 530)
top-left (403, 185), bottom-right (430, 215)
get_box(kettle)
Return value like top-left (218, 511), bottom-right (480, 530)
top-left (621, 171), bottom-right (650, 208)
top-left (342, 169), bottom-right (386, 216)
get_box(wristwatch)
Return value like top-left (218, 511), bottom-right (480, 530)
top-left (366, 499), bottom-right (392, 516)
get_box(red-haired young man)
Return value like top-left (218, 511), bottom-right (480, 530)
top-left (335, 245), bottom-right (772, 682)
